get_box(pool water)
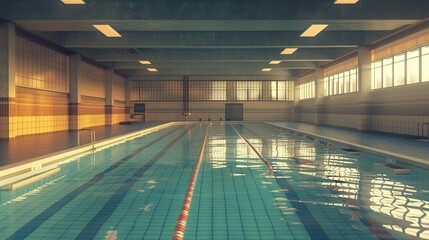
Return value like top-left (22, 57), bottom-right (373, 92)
top-left (0, 123), bottom-right (428, 239)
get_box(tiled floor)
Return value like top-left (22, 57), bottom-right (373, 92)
top-left (0, 122), bottom-right (164, 167)
top-left (267, 122), bottom-right (429, 166)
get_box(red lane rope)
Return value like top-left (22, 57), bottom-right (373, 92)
top-left (172, 125), bottom-right (210, 240)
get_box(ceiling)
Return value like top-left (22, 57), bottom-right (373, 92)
top-left (1, 0), bottom-right (428, 78)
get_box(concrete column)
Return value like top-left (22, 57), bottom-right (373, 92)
top-left (262, 81), bottom-right (272, 100)
top-left (69, 53), bottom-right (81, 130)
top-left (105, 69), bottom-right (114, 126)
top-left (315, 67), bottom-right (325, 125)
top-left (293, 77), bottom-right (300, 122)
top-left (356, 47), bottom-right (372, 131)
top-left (226, 81), bottom-right (236, 101)
top-left (0, 22), bottom-right (16, 139)
top-left (125, 78), bottom-right (132, 121)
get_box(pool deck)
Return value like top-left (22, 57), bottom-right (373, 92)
top-left (0, 122), bottom-right (164, 167)
top-left (267, 121), bottom-right (429, 167)
top-left (1, 121), bottom-right (428, 168)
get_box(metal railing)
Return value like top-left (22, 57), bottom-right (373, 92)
top-left (417, 123), bottom-right (429, 141)
top-left (78, 128), bottom-right (96, 150)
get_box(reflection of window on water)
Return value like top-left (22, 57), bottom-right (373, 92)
top-left (270, 139), bottom-right (295, 159)
top-left (209, 139), bottom-right (227, 169)
top-left (321, 154), bottom-right (360, 199)
top-left (370, 177), bottom-right (429, 239)
top-left (235, 138), bottom-right (261, 158)
top-left (296, 142), bottom-right (317, 161)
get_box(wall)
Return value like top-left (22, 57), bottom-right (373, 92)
top-left (0, 28), bottom-right (128, 138)
top-left (14, 33), bottom-right (70, 136)
top-left (129, 76), bottom-right (295, 122)
top-left (293, 27), bottom-right (429, 137)
top-left (111, 74), bottom-right (127, 125)
top-left (368, 83), bottom-right (429, 135)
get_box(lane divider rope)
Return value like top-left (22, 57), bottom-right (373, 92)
top-left (172, 124), bottom-right (210, 240)
top-left (232, 126), bottom-right (274, 175)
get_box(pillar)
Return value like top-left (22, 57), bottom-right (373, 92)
top-left (0, 22), bottom-right (16, 139)
top-left (105, 68), bottom-right (114, 126)
top-left (125, 78), bottom-right (132, 121)
top-left (356, 47), bottom-right (372, 131)
top-left (315, 67), bottom-right (325, 125)
top-left (69, 53), bottom-right (81, 130)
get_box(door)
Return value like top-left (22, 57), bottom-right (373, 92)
top-left (225, 103), bottom-right (243, 121)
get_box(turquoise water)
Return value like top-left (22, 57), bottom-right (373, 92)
top-left (0, 123), bottom-right (428, 239)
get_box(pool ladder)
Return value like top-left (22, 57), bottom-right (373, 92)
top-left (417, 123), bottom-right (429, 141)
top-left (78, 128), bottom-right (96, 150)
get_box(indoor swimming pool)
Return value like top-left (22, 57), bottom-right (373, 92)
top-left (0, 123), bottom-right (428, 239)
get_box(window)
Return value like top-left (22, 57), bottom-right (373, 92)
top-left (333, 74), bottom-right (339, 95)
top-left (350, 69), bottom-right (358, 92)
top-left (382, 57), bottom-right (393, 88)
top-left (271, 81), bottom-right (278, 100)
top-left (329, 76), bottom-right (334, 96)
top-left (236, 81), bottom-right (248, 100)
top-left (323, 68), bottom-right (358, 96)
top-left (422, 45), bottom-right (429, 82)
top-left (210, 81), bottom-right (226, 100)
top-left (406, 49), bottom-right (420, 84)
top-left (324, 77), bottom-right (329, 96)
top-left (372, 61), bottom-right (382, 89)
top-left (338, 73), bottom-right (344, 94)
top-left (299, 81), bottom-right (315, 100)
top-left (344, 70), bottom-right (350, 93)
top-left (248, 81), bottom-right (262, 100)
top-left (393, 54), bottom-right (405, 86)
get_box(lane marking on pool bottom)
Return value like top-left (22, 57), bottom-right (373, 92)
top-left (172, 124), bottom-right (210, 240)
top-left (7, 125), bottom-right (186, 240)
top-left (232, 125), bottom-right (329, 240)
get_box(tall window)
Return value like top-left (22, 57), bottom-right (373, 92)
top-left (407, 49), bottom-right (420, 84)
top-left (236, 81), bottom-right (248, 100)
top-left (372, 61), bottom-right (382, 89)
top-left (271, 81), bottom-right (278, 100)
top-left (210, 81), bottom-right (226, 100)
top-left (382, 57), bottom-right (393, 88)
top-left (299, 81), bottom-right (315, 100)
top-left (394, 54), bottom-right (405, 86)
top-left (248, 81), bottom-right (262, 100)
top-left (423, 46), bottom-right (429, 82)
top-left (350, 69), bottom-right (358, 92)
top-left (372, 44), bottom-right (429, 89)
top-left (323, 68), bottom-right (358, 96)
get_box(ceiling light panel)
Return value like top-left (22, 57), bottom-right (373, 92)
top-left (139, 60), bottom-right (152, 65)
top-left (261, 68), bottom-right (272, 72)
top-left (61, 0), bottom-right (85, 4)
top-left (281, 48), bottom-right (298, 55)
top-left (301, 24), bottom-right (329, 37)
top-left (334, 0), bottom-right (359, 4)
top-left (147, 68), bottom-right (158, 72)
top-left (269, 61), bottom-right (282, 65)
top-left (93, 25), bottom-right (122, 37)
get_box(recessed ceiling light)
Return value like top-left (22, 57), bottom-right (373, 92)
top-left (334, 0), bottom-right (359, 4)
top-left (281, 48), bottom-right (298, 55)
top-left (269, 61), bottom-right (282, 65)
top-left (261, 68), bottom-right (272, 72)
top-left (147, 68), bottom-right (158, 72)
top-left (93, 25), bottom-right (121, 38)
top-left (139, 60), bottom-right (152, 65)
top-left (61, 0), bottom-right (85, 4)
top-left (301, 24), bottom-right (329, 37)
